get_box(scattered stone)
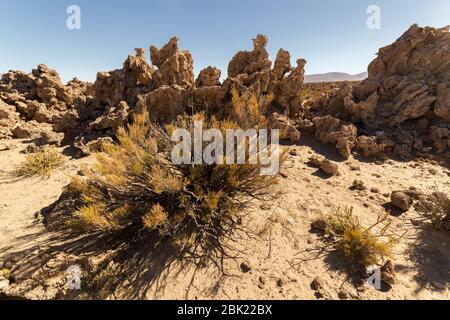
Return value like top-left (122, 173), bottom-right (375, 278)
top-left (380, 260), bottom-right (396, 286)
top-left (338, 290), bottom-right (349, 300)
top-left (307, 155), bottom-right (324, 168)
top-left (370, 187), bottom-right (380, 193)
top-left (310, 277), bottom-right (324, 291)
top-left (276, 279), bottom-right (283, 288)
top-left (258, 276), bottom-right (266, 289)
top-left (310, 219), bottom-right (327, 232)
top-left (320, 159), bottom-right (339, 176)
top-left (240, 261), bottom-right (251, 273)
top-left (391, 191), bottom-right (413, 211)
top-left (352, 180), bottom-right (366, 191)
top-left (348, 163), bottom-right (361, 171)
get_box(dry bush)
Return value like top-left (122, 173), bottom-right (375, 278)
top-left (313, 206), bottom-right (401, 270)
top-left (15, 148), bottom-right (65, 177)
top-left (415, 188), bottom-right (450, 232)
top-left (228, 88), bottom-right (272, 129)
top-left (228, 88), bottom-right (299, 141)
top-left (66, 111), bottom-right (283, 261)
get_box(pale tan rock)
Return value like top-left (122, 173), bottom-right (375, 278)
top-left (307, 155), bottom-right (324, 168)
top-left (320, 159), bottom-right (339, 176)
top-left (74, 136), bottom-right (114, 156)
top-left (269, 113), bottom-right (301, 142)
top-left (0, 99), bottom-right (20, 138)
top-left (391, 191), bottom-right (413, 211)
top-left (136, 85), bottom-right (188, 123)
top-left (151, 37), bottom-right (194, 89)
top-left (11, 120), bottom-right (52, 139)
top-left (228, 34), bottom-right (272, 78)
top-left (195, 66), bottom-right (221, 87)
top-left (272, 49), bottom-right (292, 81)
top-left (313, 116), bottom-right (357, 159)
top-left (316, 24), bottom-right (450, 158)
top-left (357, 136), bottom-right (386, 158)
top-left (89, 101), bottom-right (129, 131)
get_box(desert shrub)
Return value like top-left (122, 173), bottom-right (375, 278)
top-left (15, 147), bottom-right (65, 177)
top-left (313, 206), bottom-right (400, 270)
top-left (415, 188), bottom-right (450, 232)
top-left (66, 111), bottom-right (283, 260)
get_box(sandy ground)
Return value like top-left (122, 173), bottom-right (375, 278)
top-left (0, 138), bottom-right (449, 300)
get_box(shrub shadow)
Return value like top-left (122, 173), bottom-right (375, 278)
top-left (1, 192), bottom-right (243, 300)
top-left (409, 227), bottom-right (450, 293)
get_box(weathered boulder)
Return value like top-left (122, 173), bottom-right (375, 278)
top-left (12, 120), bottom-right (53, 139)
top-left (320, 159), bottom-right (339, 176)
top-left (313, 116), bottom-right (357, 159)
top-left (357, 135), bottom-right (386, 158)
top-left (391, 191), bottom-right (413, 211)
top-left (307, 154), bottom-right (325, 168)
top-left (195, 66), bottom-right (221, 87)
top-left (89, 101), bottom-right (129, 131)
top-left (269, 113), bottom-right (301, 142)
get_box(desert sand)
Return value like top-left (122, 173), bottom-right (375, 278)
top-left (1, 138), bottom-right (448, 300)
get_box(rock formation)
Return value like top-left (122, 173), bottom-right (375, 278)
top-left (309, 24), bottom-right (450, 159)
top-left (2, 25), bottom-right (448, 161)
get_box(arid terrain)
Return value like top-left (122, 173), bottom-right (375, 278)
top-left (0, 24), bottom-right (449, 300)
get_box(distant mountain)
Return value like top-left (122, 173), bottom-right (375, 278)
top-left (304, 72), bottom-right (368, 83)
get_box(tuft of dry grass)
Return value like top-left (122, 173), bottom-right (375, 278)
top-left (14, 148), bottom-right (65, 178)
top-left (415, 187), bottom-right (450, 232)
top-left (313, 206), bottom-right (401, 270)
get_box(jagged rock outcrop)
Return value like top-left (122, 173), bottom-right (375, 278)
top-left (228, 34), bottom-right (272, 78)
top-left (0, 66), bottom-right (93, 143)
top-left (226, 35), bottom-right (306, 117)
top-left (94, 48), bottom-right (154, 108)
top-left (88, 101), bottom-right (129, 131)
top-left (150, 37), bottom-right (194, 89)
top-left (0, 99), bottom-right (20, 139)
top-left (311, 24), bottom-right (450, 158)
top-left (1, 34), bottom-right (308, 151)
top-left (195, 66), bottom-right (221, 87)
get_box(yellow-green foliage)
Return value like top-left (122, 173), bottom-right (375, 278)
top-left (317, 206), bottom-right (397, 269)
top-left (15, 148), bottom-right (65, 177)
top-left (416, 188), bottom-right (450, 232)
top-left (1, 268), bottom-right (11, 280)
top-left (67, 111), bottom-right (282, 257)
top-left (229, 88), bottom-right (272, 129)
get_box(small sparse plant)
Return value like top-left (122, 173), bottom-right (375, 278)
top-left (312, 206), bottom-right (401, 271)
top-left (415, 187), bottom-right (450, 232)
top-left (1, 268), bottom-right (11, 280)
top-left (15, 147), bottom-right (65, 177)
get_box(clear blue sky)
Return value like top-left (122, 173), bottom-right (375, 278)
top-left (0, 0), bottom-right (448, 83)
